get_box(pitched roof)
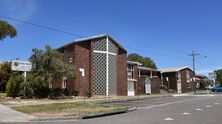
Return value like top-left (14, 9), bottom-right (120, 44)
top-left (57, 34), bottom-right (127, 51)
top-left (137, 66), bottom-right (160, 72)
top-left (127, 60), bottom-right (142, 65)
top-left (158, 66), bottom-right (193, 73)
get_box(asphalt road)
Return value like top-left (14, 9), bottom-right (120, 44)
top-left (5, 94), bottom-right (222, 124)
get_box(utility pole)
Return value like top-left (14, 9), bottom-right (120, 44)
top-left (189, 50), bottom-right (199, 94)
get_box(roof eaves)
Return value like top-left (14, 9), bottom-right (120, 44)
top-left (137, 66), bottom-right (160, 72)
top-left (127, 60), bottom-right (142, 66)
top-left (56, 34), bottom-right (127, 51)
top-left (159, 66), bottom-right (193, 73)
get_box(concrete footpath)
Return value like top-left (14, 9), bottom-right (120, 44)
top-left (0, 104), bottom-right (35, 122)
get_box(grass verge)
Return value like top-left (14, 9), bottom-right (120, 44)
top-left (195, 90), bottom-right (212, 94)
top-left (13, 102), bottom-right (129, 117)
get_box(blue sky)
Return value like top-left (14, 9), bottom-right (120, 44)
top-left (0, 0), bottom-right (222, 76)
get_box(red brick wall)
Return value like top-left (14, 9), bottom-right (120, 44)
top-left (73, 41), bottom-right (91, 96)
top-left (117, 48), bottom-right (127, 96)
top-left (150, 77), bottom-right (160, 94)
top-left (52, 78), bottom-right (63, 88)
top-left (52, 41), bottom-right (91, 96)
top-left (137, 77), bottom-right (146, 95)
top-left (180, 68), bottom-right (195, 93)
top-left (162, 68), bottom-right (195, 93)
top-left (54, 37), bottom-right (128, 96)
top-left (136, 77), bottom-right (160, 95)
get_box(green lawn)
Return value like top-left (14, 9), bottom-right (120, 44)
top-left (0, 93), bottom-right (6, 97)
top-left (195, 90), bottom-right (212, 94)
top-left (13, 102), bottom-right (129, 116)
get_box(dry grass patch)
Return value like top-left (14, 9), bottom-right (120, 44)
top-left (13, 102), bottom-right (129, 117)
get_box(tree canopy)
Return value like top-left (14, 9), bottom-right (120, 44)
top-left (128, 53), bottom-right (157, 69)
top-left (215, 69), bottom-right (222, 85)
top-left (0, 61), bottom-right (12, 92)
top-left (28, 45), bottom-right (76, 97)
top-left (0, 20), bottom-right (17, 41)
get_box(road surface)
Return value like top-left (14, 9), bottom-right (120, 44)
top-left (5, 94), bottom-right (222, 124)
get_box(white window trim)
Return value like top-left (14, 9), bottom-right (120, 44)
top-left (49, 82), bottom-right (52, 88)
top-left (177, 72), bottom-right (181, 82)
top-left (127, 64), bottom-right (134, 79)
top-left (63, 77), bottom-right (67, 89)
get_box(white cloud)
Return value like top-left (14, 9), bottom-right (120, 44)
top-left (0, 0), bottom-right (38, 24)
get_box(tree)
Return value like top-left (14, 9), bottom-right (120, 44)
top-left (0, 61), bottom-right (12, 92)
top-left (28, 45), bottom-right (75, 98)
top-left (215, 69), bottom-right (222, 85)
top-left (0, 20), bottom-right (17, 41)
top-left (6, 72), bottom-right (24, 97)
top-left (128, 53), bottom-right (157, 69)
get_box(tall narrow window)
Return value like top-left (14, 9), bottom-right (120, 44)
top-left (49, 82), bottom-right (52, 88)
top-left (127, 64), bottom-right (134, 79)
top-left (186, 70), bottom-right (191, 88)
top-left (186, 71), bottom-right (190, 82)
top-left (63, 77), bottom-right (67, 89)
top-left (177, 72), bottom-right (181, 81)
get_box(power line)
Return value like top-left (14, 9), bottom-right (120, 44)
top-left (128, 47), bottom-right (222, 71)
top-left (0, 15), bottom-right (221, 71)
top-left (2, 15), bottom-right (222, 63)
top-left (0, 15), bottom-right (197, 57)
top-left (196, 61), bottom-right (215, 70)
top-left (204, 55), bottom-right (222, 60)
top-left (0, 15), bottom-right (85, 38)
top-left (128, 46), bottom-right (191, 62)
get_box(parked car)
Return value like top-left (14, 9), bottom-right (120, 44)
top-left (211, 85), bottom-right (222, 92)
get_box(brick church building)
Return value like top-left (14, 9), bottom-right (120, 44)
top-left (52, 34), bottom-right (127, 96)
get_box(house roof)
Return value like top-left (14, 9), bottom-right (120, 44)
top-left (56, 34), bottom-right (127, 51)
top-left (127, 61), bottom-right (159, 71)
top-left (158, 66), bottom-right (193, 73)
top-left (127, 60), bottom-right (142, 65)
top-left (137, 66), bottom-right (160, 72)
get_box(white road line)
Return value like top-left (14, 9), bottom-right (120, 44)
top-left (206, 105), bottom-right (212, 108)
top-left (164, 118), bottom-right (174, 121)
top-left (214, 102), bottom-right (220, 105)
top-left (182, 112), bottom-right (191, 115)
top-left (138, 96), bottom-right (211, 110)
top-left (196, 108), bottom-right (203, 111)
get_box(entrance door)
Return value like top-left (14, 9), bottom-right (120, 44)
top-left (177, 82), bottom-right (182, 93)
top-left (145, 77), bottom-right (151, 94)
top-left (128, 81), bottom-right (135, 96)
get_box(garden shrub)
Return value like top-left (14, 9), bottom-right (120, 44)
top-left (6, 73), bottom-right (24, 97)
top-left (20, 82), bottom-right (34, 98)
top-left (71, 90), bottom-right (79, 96)
top-left (49, 88), bottom-right (64, 99)
top-left (63, 88), bottom-right (71, 96)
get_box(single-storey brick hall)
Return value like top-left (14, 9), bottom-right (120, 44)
top-left (52, 34), bottom-right (127, 96)
top-left (159, 67), bottom-right (195, 93)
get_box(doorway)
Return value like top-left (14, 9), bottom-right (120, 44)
top-left (128, 81), bottom-right (135, 96)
